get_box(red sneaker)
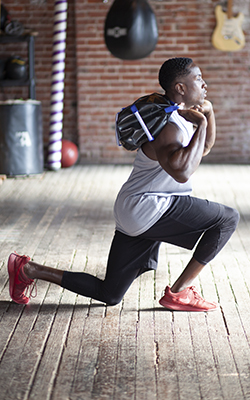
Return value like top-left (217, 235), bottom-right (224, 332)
top-left (159, 285), bottom-right (218, 312)
top-left (8, 252), bottom-right (36, 304)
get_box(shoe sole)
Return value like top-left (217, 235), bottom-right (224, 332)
top-left (159, 298), bottom-right (219, 312)
top-left (8, 253), bottom-right (17, 300)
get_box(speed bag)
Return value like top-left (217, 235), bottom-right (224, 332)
top-left (104, 0), bottom-right (158, 60)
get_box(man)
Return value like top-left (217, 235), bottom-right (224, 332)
top-left (8, 57), bottom-right (239, 311)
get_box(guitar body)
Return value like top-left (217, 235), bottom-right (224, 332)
top-left (212, 5), bottom-right (245, 51)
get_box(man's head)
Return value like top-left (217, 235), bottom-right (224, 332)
top-left (158, 57), bottom-right (207, 108)
top-left (158, 57), bottom-right (193, 93)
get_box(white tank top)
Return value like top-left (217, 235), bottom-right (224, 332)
top-left (114, 110), bottom-right (194, 236)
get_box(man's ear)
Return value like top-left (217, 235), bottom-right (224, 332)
top-left (175, 82), bottom-right (185, 96)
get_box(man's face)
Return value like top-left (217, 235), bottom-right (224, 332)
top-left (178, 64), bottom-right (207, 108)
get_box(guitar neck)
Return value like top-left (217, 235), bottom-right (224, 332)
top-left (227, 0), bottom-right (233, 19)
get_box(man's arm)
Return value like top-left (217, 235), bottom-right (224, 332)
top-left (191, 100), bottom-right (216, 156)
top-left (144, 108), bottom-right (208, 183)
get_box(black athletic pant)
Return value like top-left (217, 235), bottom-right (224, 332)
top-left (61, 196), bottom-right (239, 305)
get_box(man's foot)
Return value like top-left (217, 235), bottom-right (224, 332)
top-left (159, 285), bottom-right (218, 312)
top-left (8, 252), bottom-right (36, 304)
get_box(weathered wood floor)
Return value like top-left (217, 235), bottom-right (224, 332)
top-left (0, 163), bottom-right (250, 400)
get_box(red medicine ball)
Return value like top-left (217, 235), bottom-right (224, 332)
top-left (61, 139), bottom-right (79, 168)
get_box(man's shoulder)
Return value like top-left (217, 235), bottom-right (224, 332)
top-left (157, 119), bottom-right (184, 141)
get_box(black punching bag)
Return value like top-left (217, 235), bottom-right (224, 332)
top-left (104, 0), bottom-right (158, 60)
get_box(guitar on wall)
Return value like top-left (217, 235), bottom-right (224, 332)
top-left (211, 0), bottom-right (245, 51)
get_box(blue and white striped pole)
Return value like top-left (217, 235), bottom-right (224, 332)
top-left (47, 0), bottom-right (68, 171)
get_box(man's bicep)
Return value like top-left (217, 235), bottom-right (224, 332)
top-left (152, 122), bottom-right (184, 163)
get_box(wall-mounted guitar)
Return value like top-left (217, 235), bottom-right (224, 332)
top-left (211, 0), bottom-right (245, 51)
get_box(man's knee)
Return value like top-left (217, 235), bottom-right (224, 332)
top-left (100, 290), bottom-right (123, 306)
top-left (219, 206), bottom-right (240, 237)
top-left (106, 296), bottom-right (123, 306)
top-left (224, 206), bottom-right (240, 233)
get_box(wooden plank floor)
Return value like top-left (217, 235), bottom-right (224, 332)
top-left (0, 163), bottom-right (250, 400)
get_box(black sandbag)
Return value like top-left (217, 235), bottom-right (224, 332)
top-left (0, 100), bottom-right (44, 175)
top-left (104, 0), bottom-right (158, 60)
top-left (116, 93), bottom-right (179, 151)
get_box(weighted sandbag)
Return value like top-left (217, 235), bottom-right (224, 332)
top-left (116, 93), bottom-right (179, 151)
top-left (104, 0), bottom-right (158, 60)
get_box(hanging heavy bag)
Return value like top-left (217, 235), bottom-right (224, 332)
top-left (104, 0), bottom-right (158, 60)
top-left (115, 93), bottom-right (179, 151)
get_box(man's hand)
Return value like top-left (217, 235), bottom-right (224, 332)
top-left (190, 99), bottom-right (213, 118)
top-left (189, 100), bottom-right (216, 156)
top-left (179, 100), bottom-right (215, 157)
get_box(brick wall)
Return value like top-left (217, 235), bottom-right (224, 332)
top-left (1, 0), bottom-right (250, 164)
